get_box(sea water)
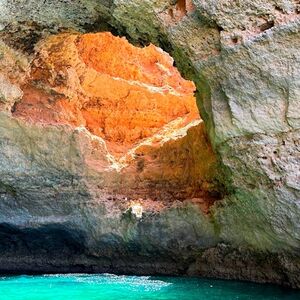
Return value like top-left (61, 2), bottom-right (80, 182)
top-left (0, 274), bottom-right (299, 300)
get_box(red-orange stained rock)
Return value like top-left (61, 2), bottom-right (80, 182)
top-left (76, 33), bottom-right (195, 94)
top-left (15, 32), bottom-right (199, 155)
top-left (10, 32), bottom-right (219, 213)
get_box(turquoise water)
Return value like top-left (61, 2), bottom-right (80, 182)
top-left (0, 274), bottom-right (299, 300)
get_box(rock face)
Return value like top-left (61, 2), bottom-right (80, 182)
top-left (16, 33), bottom-right (199, 155)
top-left (0, 0), bottom-right (299, 288)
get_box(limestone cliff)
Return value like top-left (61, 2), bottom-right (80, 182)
top-left (0, 0), bottom-right (299, 288)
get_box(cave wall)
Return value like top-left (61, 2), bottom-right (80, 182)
top-left (0, 0), bottom-right (299, 287)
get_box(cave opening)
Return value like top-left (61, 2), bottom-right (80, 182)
top-left (11, 31), bottom-right (220, 214)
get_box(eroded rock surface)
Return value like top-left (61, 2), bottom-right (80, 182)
top-left (16, 33), bottom-right (198, 155)
top-left (0, 0), bottom-right (299, 288)
top-left (0, 30), bottom-right (221, 277)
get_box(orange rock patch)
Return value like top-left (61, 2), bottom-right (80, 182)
top-left (11, 32), bottom-right (220, 212)
top-left (76, 33), bottom-right (194, 93)
top-left (14, 32), bottom-right (199, 156)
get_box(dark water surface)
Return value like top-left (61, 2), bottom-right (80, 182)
top-left (0, 274), bottom-right (299, 299)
